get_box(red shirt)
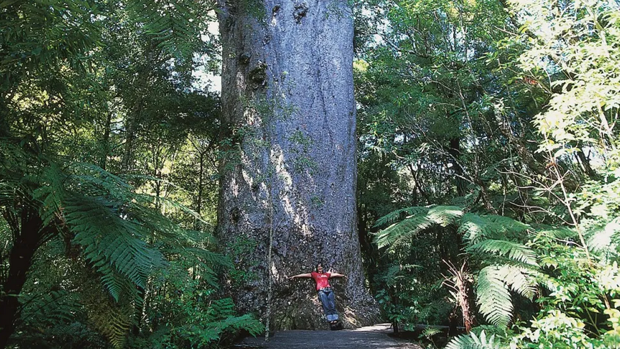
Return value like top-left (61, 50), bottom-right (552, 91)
top-left (311, 272), bottom-right (331, 291)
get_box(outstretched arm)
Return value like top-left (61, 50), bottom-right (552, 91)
top-left (330, 272), bottom-right (346, 278)
top-left (289, 273), bottom-right (312, 279)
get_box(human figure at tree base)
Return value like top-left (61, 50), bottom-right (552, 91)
top-left (289, 262), bottom-right (346, 330)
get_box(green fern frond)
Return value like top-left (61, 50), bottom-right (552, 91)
top-left (446, 330), bottom-right (501, 349)
top-left (534, 224), bottom-right (577, 240)
top-left (477, 265), bottom-right (513, 327)
top-left (86, 288), bottom-right (135, 349)
top-left (208, 298), bottom-right (237, 319)
top-left (32, 164), bottom-right (68, 227)
top-left (495, 265), bottom-right (538, 300)
top-left (375, 206), bottom-right (463, 249)
top-left (427, 205), bottom-right (464, 226)
top-left (375, 214), bottom-right (434, 249)
top-left (467, 239), bottom-right (538, 266)
top-left (459, 214), bottom-right (530, 244)
top-left (32, 162), bottom-right (168, 302)
top-left (486, 215), bottom-right (530, 236)
top-left (201, 298), bottom-right (264, 341)
top-left (459, 213), bottom-right (490, 243)
top-left (65, 195), bottom-right (164, 298)
top-left (166, 246), bottom-right (230, 287)
top-left (374, 206), bottom-right (428, 227)
top-left (19, 289), bottom-right (78, 325)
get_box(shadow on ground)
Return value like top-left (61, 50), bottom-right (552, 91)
top-left (233, 323), bottom-right (423, 349)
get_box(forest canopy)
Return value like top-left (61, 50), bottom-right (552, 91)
top-left (1, 0), bottom-right (620, 348)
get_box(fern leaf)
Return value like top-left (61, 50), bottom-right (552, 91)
top-left (477, 265), bottom-right (513, 327)
top-left (460, 214), bottom-right (531, 244)
top-left (459, 213), bottom-right (490, 243)
top-left (374, 206), bottom-right (428, 227)
top-left (467, 239), bottom-right (538, 266)
top-left (495, 265), bottom-right (538, 300)
top-left (427, 205), bottom-right (464, 226)
top-left (65, 195), bottom-right (164, 297)
top-left (85, 288), bottom-right (135, 349)
top-left (375, 214), bottom-right (434, 249)
top-left (375, 206), bottom-right (463, 249)
top-left (446, 330), bottom-right (501, 349)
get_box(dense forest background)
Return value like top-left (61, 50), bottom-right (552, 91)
top-left (1, 0), bottom-right (620, 348)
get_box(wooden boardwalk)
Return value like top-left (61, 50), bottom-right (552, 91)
top-left (234, 323), bottom-right (423, 349)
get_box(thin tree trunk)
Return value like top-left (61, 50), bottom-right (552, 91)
top-left (100, 112), bottom-right (113, 170)
top-left (0, 208), bottom-right (43, 349)
top-left (216, 0), bottom-right (379, 330)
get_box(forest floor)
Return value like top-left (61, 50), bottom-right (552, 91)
top-left (233, 323), bottom-right (424, 349)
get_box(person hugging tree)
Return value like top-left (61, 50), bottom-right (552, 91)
top-left (289, 262), bottom-right (346, 328)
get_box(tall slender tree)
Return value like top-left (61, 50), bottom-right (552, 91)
top-left (216, 0), bottom-right (379, 330)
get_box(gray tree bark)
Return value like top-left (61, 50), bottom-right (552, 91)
top-left (216, 0), bottom-right (379, 330)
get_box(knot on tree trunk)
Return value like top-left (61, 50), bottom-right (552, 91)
top-left (293, 2), bottom-right (308, 23)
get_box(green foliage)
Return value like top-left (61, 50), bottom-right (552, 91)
top-left (376, 207), bottom-right (540, 328)
top-left (32, 162), bottom-right (167, 302)
top-left (446, 330), bottom-right (501, 349)
top-left (467, 241), bottom-right (537, 267)
top-left (1, 0), bottom-right (227, 345)
top-left (132, 261), bottom-right (263, 349)
top-left (375, 206), bottom-right (463, 249)
top-left (127, 0), bottom-right (215, 65)
top-left (459, 214), bottom-right (531, 244)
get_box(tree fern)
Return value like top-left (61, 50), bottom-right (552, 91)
top-left (476, 265), bottom-right (514, 327)
top-left (375, 214), bottom-right (435, 249)
top-left (376, 206), bottom-right (545, 328)
top-left (375, 206), bottom-right (463, 249)
top-left (61, 194), bottom-right (164, 299)
top-left (466, 240), bottom-right (538, 267)
top-left (445, 330), bottom-right (502, 349)
top-left (85, 287), bottom-right (135, 349)
top-left (459, 213), bottom-right (530, 244)
top-left (23, 160), bottom-right (230, 347)
top-left (374, 206), bottom-right (429, 227)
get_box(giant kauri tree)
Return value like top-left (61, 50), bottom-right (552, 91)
top-left (216, 0), bottom-right (379, 329)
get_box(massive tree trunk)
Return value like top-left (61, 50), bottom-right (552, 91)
top-left (216, 0), bottom-right (379, 330)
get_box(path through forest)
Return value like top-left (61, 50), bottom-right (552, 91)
top-left (234, 323), bottom-right (423, 349)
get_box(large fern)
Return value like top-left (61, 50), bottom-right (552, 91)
top-left (19, 160), bottom-right (232, 347)
top-left (33, 163), bottom-right (167, 300)
top-left (84, 283), bottom-right (135, 349)
top-left (375, 206), bottom-right (463, 249)
top-left (445, 330), bottom-right (502, 349)
top-left (459, 213), bottom-right (531, 244)
top-left (466, 240), bottom-right (538, 267)
top-left (375, 206), bottom-right (543, 328)
top-left (475, 264), bottom-right (540, 327)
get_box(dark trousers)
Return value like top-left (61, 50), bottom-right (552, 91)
top-left (317, 288), bottom-right (339, 322)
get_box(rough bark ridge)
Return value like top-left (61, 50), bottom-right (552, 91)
top-left (216, 0), bottom-right (379, 330)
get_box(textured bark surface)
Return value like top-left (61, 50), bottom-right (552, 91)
top-left (216, 0), bottom-right (379, 330)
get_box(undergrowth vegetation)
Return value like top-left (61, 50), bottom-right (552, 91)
top-left (358, 0), bottom-right (620, 347)
top-left (2, 0), bottom-right (620, 348)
